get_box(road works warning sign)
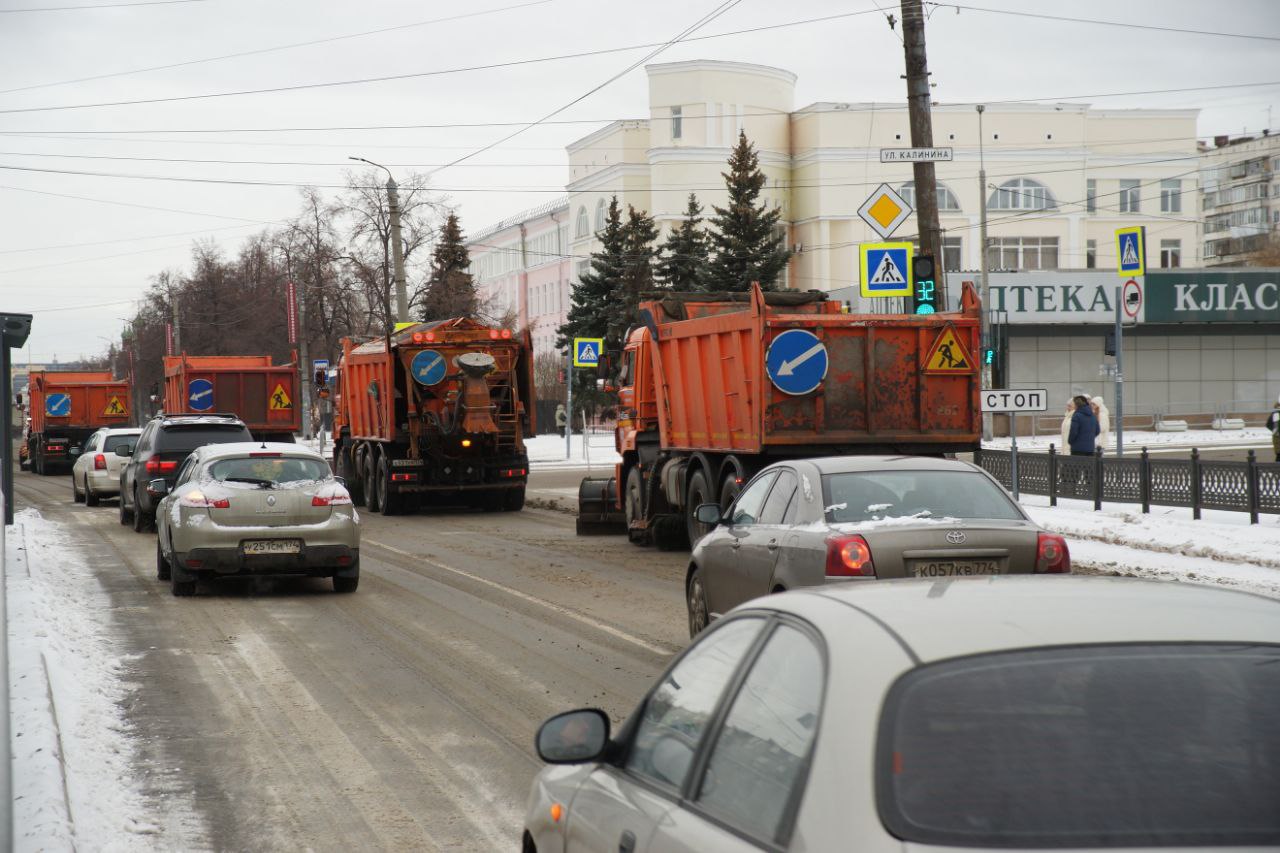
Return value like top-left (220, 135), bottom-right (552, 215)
top-left (859, 242), bottom-right (914, 298)
top-left (922, 327), bottom-right (974, 374)
top-left (269, 383), bottom-right (293, 410)
top-left (102, 395), bottom-right (128, 416)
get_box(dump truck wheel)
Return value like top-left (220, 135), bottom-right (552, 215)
top-left (653, 515), bottom-right (689, 551)
top-left (624, 467), bottom-right (650, 546)
top-left (502, 486), bottom-right (526, 512)
top-left (339, 448), bottom-right (364, 506)
top-left (718, 473), bottom-right (741, 514)
top-left (685, 470), bottom-right (714, 548)
top-left (363, 449), bottom-right (382, 513)
top-left (377, 457), bottom-right (400, 516)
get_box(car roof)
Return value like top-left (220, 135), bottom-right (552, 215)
top-left (153, 413), bottom-right (246, 428)
top-left (193, 441), bottom-right (323, 462)
top-left (780, 455), bottom-right (981, 475)
top-left (766, 577), bottom-right (1280, 663)
top-left (101, 427), bottom-right (142, 435)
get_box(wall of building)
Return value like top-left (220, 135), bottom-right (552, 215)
top-left (1200, 132), bottom-right (1279, 265)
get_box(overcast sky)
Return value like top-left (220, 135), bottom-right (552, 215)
top-left (1, 0), bottom-right (1276, 363)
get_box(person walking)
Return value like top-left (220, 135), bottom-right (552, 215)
top-left (1059, 399), bottom-right (1074, 453)
top-left (1091, 395), bottom-right (1111, 451)
top-left (1267, 395), bottom-right (1280, 462)
top-left (1068, 394), bottom-right (1100, 456)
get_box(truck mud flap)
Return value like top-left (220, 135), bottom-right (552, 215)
top-left (576, 477), bottom-right (624, 535)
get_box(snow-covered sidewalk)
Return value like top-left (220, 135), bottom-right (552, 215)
top-left (7, 509), bottom-right (179, 850)
top-left (984, 427), bottom-right (1274, 453)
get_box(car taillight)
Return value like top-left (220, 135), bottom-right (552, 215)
top-left (179, 491), bottom-right (230, 509)
top-left (145, 459), bottom-right (178, 474)
top-left (94, 453), bottom-right (107, 470)
top-left (825, 534), bottom-right (876, 578)
top-left (312, 489), bottom-right (353, 506)
top-left (1036, 533), bottom-right (1071, 573)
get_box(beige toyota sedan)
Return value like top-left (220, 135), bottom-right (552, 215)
top-left (153, 443), bottom-right (359, 596)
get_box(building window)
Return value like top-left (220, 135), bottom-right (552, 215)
top-left (1086, 179), bottom-right (1096, 213)
top-left (987, 237), bottom-right (1059, 271)
top-left (575, 206), bottom-right (589, 238)
top-left (989, 178), bottom-right (1056, 211)
top-left (1119, 179), bottom-right (1140, 213)
top-left (1086, 239), bottom-right (1096, 269)
top-left (899, 182), bottom-right (962, 212)
top-left (576, 260), bottom-right (589, 282)
top-left (594, 198), bottom-right (606, 231)
top-left (1160, 179), bottom-right (1181, 213)
top-left (1160, 239), bottom-right (1181, 268)
top-left (942, 237), bottom-right (962, 271)
top-left (671, 105), bottom-right (682, 140)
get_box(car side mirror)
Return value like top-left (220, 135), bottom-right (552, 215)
top-left (694, 503), bottom-right (722, 526)
top-left (69, 447), bottom-right (81, 456)
top-left (115, 445), bottom-right (133, 457)
top-left (535, 708), bottom-right (610, 764)
top-left (146, 479), bottom-right (168, 497)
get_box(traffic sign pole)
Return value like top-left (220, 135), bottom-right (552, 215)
top-left (1115, 285), bottom-right (1124, 457)
top-left (565, 351), bottom-right (573, 461)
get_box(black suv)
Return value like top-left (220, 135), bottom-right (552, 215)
top-left (119, 413), bottom-right (253, 532)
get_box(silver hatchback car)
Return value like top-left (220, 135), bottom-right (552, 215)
top-left (525, 577), bottom-right (1280, 853)
top-left (153, 442), bottom-right (360, 596)
top-left (686, 456), bottom-right (1069, 636)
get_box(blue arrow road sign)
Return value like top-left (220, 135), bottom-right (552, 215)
top-left (188, 378), bottom-right (214, 411)
top-left (411, 349), bottom-right (447, 386)
top-left (766, 329), bottom-right (828, 396)
top-left (45, 392), bottom-right (71, 417)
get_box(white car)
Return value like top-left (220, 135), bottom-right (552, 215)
top-left (524, 577), bottom-right (1280, 852)
top-left (71, 427), bottom-right (141, 506)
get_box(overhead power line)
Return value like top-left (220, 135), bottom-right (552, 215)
top-left (925, 3), bottom-right (1280, 43)
top-left (0, 0), bottom-right (207, 12)
top-left (0, 0), bottom-right (557, 96)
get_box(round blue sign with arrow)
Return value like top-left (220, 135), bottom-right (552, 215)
top-left (188, 378), bottom-right (214, 411)
top-left (765, 329), bottom-right (828, 396)
top-left (411, 349), bottom-right (447, 386)
top-left (45, 392), bottom-right (71, 417)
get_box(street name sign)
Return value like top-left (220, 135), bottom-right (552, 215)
top-left (856, 183), bottom-right (912, 240)
top-left (859, 242), bottom-right (914, 298)
top-left (765, 329), bottom-right (828, 396)
top-left (573, 337), bottom-right (603, 368)
top-left (880, 147), bottom-right (954, 163)
top-left (981, 389), bottom-right (1049, 413)
top-left (1115, 226), bottom-right (1146, 277)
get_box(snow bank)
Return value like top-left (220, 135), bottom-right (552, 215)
top-left (8, 509), bottom-right (179, 849)
top-left (985, 427), bottom-right (1274, 453)
top-left (525, 433), bottom-right (622, 469)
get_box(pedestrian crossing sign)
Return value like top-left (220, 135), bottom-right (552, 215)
top-left (573, 337), bottom-right (604, 368)
top-left (1115, 226), bottom-right (1146, 277)
top-left (269, 383), bottom-right (293, 410)
top-left (922, 326), bottom-right (974, 374)
top-left (102, 395), bottom-right (128, 417)
top-left (859, 242), bottom-right (914, 298)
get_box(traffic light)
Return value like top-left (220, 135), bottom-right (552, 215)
top-left (911, 255), bottom-right (939, 315)
top-left (1104, 330), bottom-right (1117, 357)
top-left (983, 346), bottom-right (995, 366)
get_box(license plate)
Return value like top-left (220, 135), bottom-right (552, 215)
top-left (242, 539), bottom-right (301, 555)
top-left (912, 560), bottom-right (1000, 577)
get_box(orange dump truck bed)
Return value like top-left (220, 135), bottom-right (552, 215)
top-left (28, 370), bottom-right (131, 435)
top-left (163, 355), bottom-right (299, 438)
top-left (630, 284), bottom-right (981, 455)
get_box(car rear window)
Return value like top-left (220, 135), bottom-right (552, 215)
top-left (877, 643), bottom-right (1280, 848)
top-left (155, 426), bottom-right (250, 453)
top-left (822, 470), bottom-right (1022, 523)
top-left (103, 434), bottom-right (138, 453)
top-left (208, 457), bottom-right (329, 486)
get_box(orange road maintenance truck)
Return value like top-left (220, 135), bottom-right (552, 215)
top-left (577, 282), bottom-right (983, 548)
top-left (25, 370), bottom-right (131, 474)
top-left (332, 318), bottom-right (535, 515)
top-left (163, 354), bottom-right (300, 442)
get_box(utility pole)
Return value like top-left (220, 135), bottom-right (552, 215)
top-left (283, 250), bottom-right (314, 440)
top-left (900, 0), bottom-right (944, 300)
top-left (169, 287), bottom-right (181, 355)
top-left (349, 157), bottom-right (409, 324)
top-left (977, 104), bottom-right (993, 441)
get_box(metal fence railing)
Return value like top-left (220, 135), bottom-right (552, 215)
top-left (975, 446), bottom-right (1280, 524)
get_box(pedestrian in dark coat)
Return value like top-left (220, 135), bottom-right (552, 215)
top-left (1068, 394), bottom-right (1100, 456)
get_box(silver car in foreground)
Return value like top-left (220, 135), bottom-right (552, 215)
top-left (686, 455), bottom-right (1069, 636)
top-left (525, 577), bottom-right (1280, 853)
top-left (153, 442), bottom-right (359, 596)
top-left (71, 427), bottom-right (141, 505)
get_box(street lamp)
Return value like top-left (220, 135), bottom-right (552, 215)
top-left (976, 104), bottom-right (993, 441)
top-left (349, 156), bottom-right (409, 325)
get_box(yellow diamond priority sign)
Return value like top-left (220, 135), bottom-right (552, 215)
top-left (857, 183), bottom-right (913, 240)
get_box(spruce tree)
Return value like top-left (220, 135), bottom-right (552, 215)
top-left (420, 212), bottom-right (478, 321)
top-left (655, 193), bottom-right (709, 291)
top-left (557, 197), bottom-right (626, 408)
top-left (705, 131), bottom-right (792, 292)
top-left (611, 205), bottom-right (659, 349)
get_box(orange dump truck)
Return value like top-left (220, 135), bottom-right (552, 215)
top-left (578, 283), bottom-right (983, 546)
top-left (333, 318), bottom-right (535, 515)
top-left (163, 355), bottom-right (300, 441)
top-left (26, 370), bottom-right (131, 474)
